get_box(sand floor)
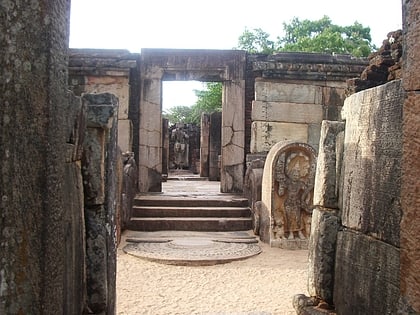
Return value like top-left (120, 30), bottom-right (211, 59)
top-left (116, 234), bottom-right (308, 315)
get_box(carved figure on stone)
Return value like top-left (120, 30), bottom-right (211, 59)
top-left (171, 123), bottom-right (189, 169)
top-left (274, 151), bottom-right (314, 240)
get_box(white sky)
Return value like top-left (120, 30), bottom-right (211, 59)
top-left (69, 0), bottom-right (403, 110)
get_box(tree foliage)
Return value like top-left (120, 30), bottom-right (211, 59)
top-left (163, 82), bottom-right (222, 125)
top-left (237, 16), bottom-right (375, 57)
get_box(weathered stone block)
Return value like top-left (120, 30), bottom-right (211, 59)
top-left (251, 121), bottom-right (308, 153)
top-left (255, 81), bottom-right (323, 104)
top-left (252, 101), bottom-right (323, 124)
top-left (341, 80), bottom-right (403, 247)
top-left (334, 230), bottom-right (400, 315)
top-left (307, 124), bottom-right (321, 152)
top-left (400, 91), bottom-right (420, 313)
top-left (85, 76), bottom-right (129, 119)
top-left (403, 0), bottom-right (420, 91)
top-left (118, 119), bottom-right (133, 153)
top-left (308, 208), bottom-right (340, 304)
top-left (313, 121), bottom-right (345, 208)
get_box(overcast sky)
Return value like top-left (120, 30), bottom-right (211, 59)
top-left (69, 0), bottom-right (403, 110)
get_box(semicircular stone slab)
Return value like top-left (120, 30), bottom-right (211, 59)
top-left (123, 238), bottom-right (262, 266)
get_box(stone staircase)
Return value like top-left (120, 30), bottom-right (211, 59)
top-left (128, 194), bottom-right (252, 232)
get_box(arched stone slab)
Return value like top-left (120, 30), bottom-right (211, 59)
top-left (260, 141), bottom-right (317, 249)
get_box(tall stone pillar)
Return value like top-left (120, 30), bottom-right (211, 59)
top-left (138, 74), bottom-right (163, 192)
top-left (221, 79), bottom-right (246, 192)
top-left (209, 112), bottom-right (222, 181)
top-left (401, 1), bottom-right (420, 312)
top-left (200, 113), bottom-right (210, 177)
top-left (0, 1), bottom-right (79, 314)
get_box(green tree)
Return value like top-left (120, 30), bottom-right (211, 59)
top-left (237, 27), bottom-right (275, 54)
top-left (163, 82), bottom-right (222, 125)
top-left (163, 105), bottom-right (195, 125)
top-left (237, 16), bottom-right (375, 57)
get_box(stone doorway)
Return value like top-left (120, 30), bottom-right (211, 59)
top-left (138, 49), bottom-right (246, 193)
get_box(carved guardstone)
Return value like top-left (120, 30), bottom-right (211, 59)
top-left (260, 141), bottom-right (317, 249)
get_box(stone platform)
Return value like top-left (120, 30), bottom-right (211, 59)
top-left (123, 230), bottom-right (261, 266)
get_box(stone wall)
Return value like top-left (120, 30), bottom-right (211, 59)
top-left (69, 49), bottom-right (139, 154)
top-left (295, 80), bottom-right (405, 315)
top-left (247, 53), bottom-right (367, 156)
top-left (401, 0), bottom-right (420, 312)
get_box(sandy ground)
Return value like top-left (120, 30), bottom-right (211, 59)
top-left (116, 234), bottom-right (308, 315)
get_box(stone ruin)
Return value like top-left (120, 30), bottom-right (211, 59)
top-left (1, 1), bottom-right (419, 314)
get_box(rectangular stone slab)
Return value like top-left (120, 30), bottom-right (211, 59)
top-left (252, 101), bottom-right (323, 124)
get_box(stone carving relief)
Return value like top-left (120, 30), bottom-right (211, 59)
top-left (171, 123), bottom-right (189, 169)
top-left (273, 151), bottom-right (315, 241)
top-left (260, 141), bottom-right (316, 249)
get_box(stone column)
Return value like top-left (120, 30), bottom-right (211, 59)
top-left (307, 120), bottom-right (344, 304)
top-left (209, 112), bottom-right (222, 181)
top-left (200, 113), bottom-right (210, 177)
top-left (0, 0), bottom-right (82, 314)
top-left (82, 93), bottom-right (119, 314)
top-left (400, 1), bottom-right (420, 312)
top-left (138, 69), bottom-right (163, 192)
top-left (221, 80), bottom-right (246, 192)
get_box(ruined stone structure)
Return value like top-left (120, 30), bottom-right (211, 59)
top-left (68, 49), bottom-right (139, 155)
top-left (1, 0), bottom-right (419, 314)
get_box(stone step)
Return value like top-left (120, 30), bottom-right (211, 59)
top-left (132, 206), bottom-right (251, 218)
top-left (134, 196), bottom-right (249, 208)
top-left (128, 217), bottom-right (253, 232)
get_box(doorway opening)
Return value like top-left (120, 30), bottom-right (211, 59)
top-left (161, 80), bottom-right (222, 190)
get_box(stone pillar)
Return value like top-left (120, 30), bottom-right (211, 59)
top-left (307, 120), bottom-right (344, 304)
top-left (200, 113), bottom-right (210, 177)
top-left (401, 1), bottom-right (420, 312)
top-left (0, 1), bottom-right (82, 314)
top-left (221, 80), bottom-right (246, 192)
top-left (82, 93), bottom-right (119, 314)
top-left (209, 112), bottom-right (222, 181)
top-left (139, 74), bottom-right (162, 192)
top-left (162, 118), bottom-right (169, 179)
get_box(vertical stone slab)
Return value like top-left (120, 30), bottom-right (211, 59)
top-left (82, 93), bottom-right (119, 314)
top-left (0, 1), bottom-right (74, 314)
top-left (313, 121), bottom-right (345, 209)
top-left (307, 120), bottom-right (344, 304)
top-left (139, 75), bottom-right (162, 192)
top-left (260, 141), bottom-right (317, 248)
top-left (200, 113), bottom-right (210, 177)
top-left (162, 118), bottom-right (169, 178)
top-left (209, 112), bottom-right (222, 181)
top-left (341, 80), bottom-right (403, 247)
top-left (334, 230), bottom-right (400, 315)
top-left (401, 1), bottom-right (420, 312)
top-left (221, 79), bottom-right (246, 192)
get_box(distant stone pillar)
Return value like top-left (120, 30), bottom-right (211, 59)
top-left (0, 1), bottom-right (83, 314)
top-left (260, 141), bottom-right (317, 249)
top-left (401, 1), bottom-right (420, 312)
top-left (82, 93), bottom-right (119, 314)
top-left (162, 118), bottom-right (169, 179)
top-left (200, 113), bottom-right (210, 177)
top-left (209, 112), bottom-right (222, 181)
